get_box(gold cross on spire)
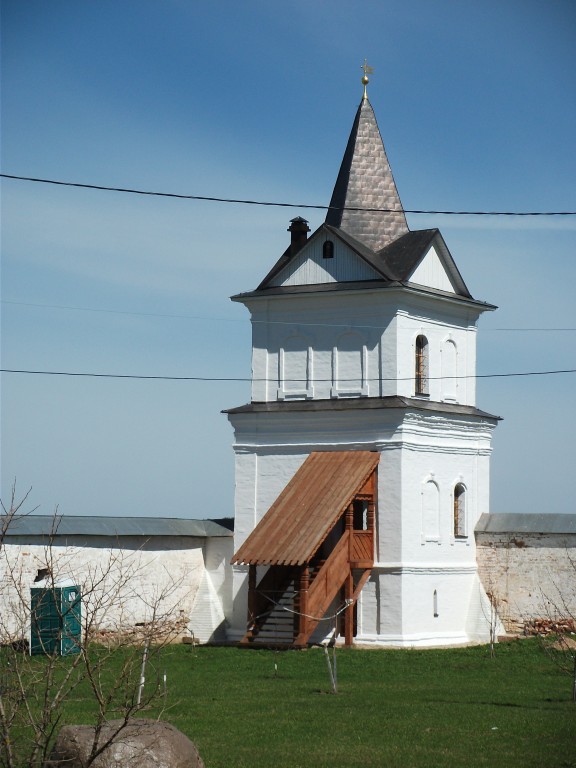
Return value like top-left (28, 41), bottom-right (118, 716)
top-left (361, 59), bottom-right (374, 99)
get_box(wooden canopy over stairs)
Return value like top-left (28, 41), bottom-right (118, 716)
top-left (231, 451), bottom-right (379, 648)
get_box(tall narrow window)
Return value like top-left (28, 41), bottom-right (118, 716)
top-left (323, 240), bottom-right (334, 259)
top-left (353, 499), bottom-right (369, 530)
top-left (453, 483), bottom-right (466, 538)
top-left (433, 590), bottom-right (439, 617)
top-left (415, 335), bottom-right (429, 396)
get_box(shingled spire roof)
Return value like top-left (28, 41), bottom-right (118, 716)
top-left (325, 95), bottom-right (409, 251)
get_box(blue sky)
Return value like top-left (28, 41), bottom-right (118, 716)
top-left (2, 0), bottom-right (575, 518)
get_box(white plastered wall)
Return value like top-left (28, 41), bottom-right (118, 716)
top-left (354, 414), bottom-right (496, 646)
top-left (394, 297), bottom-right (479, 406)
top-left (243, 288), bottom-right (484, 407)
top-left (228, 407), bottom-right (497, 646)
top-left (0, 535), bottom-right (233, 645)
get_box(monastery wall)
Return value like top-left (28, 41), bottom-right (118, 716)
top-left (0, 535), bottom-right (233, 645)
top-left (475, 531), bottom-right (576, 633)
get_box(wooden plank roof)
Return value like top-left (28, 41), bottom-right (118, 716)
top-left (231, 451), bottom-right (379, 566)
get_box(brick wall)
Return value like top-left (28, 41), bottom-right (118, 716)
top-left (476, 532), bottom-right (576, 633)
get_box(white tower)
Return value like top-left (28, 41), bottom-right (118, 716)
top-left (226, 73), bottom-right (499, 647)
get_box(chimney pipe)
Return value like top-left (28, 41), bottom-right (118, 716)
top-left (288, 217), bottom-right (310, 255)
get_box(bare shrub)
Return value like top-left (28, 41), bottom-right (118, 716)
top-left (0, 484), bottom-right (186, 767)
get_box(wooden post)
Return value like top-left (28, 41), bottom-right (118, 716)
top-left (247, 565), bottom-right (257, 629)
top-left (346, 502), bottom-right (354, 560)
top-left (368, 497), bottom-right (376, 560)
top-left (298, 565), bottom-right (310, 644)
top-left (344, 570), bottom-right (354, 647)
top-left (344, 502), bottom-right (355, 646)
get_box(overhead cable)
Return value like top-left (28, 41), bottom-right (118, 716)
top-left (1, 174), bottom-right (574, 216)
top-left (2, 300), bottom-right (575, 332)
top-left (1, 368), bottom-right (575, 381)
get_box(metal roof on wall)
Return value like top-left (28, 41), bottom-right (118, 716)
top-left (476, 513), bottom-right (576, 535)
top-left (224, 395), bottom-right (499, 421)
top-left (2, 515), bottom-right (233, 539)
top-left (232, 451), bottom-right (379, 566)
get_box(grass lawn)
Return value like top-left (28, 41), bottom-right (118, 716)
top-left (120, 639), bottom-right (576, 767)
top-left (10, 639), bottom-right (576, 768)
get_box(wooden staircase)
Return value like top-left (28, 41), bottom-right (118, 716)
top-left (241, 535), bottom-right (372, 647)
top-left (247, 582), bottom-right (296, 646)
top-left (241, 566), bottom-right (297, 646)
top-left (237, 458), bottom-right (378, 648)
top-left (294, 532), bottom-right (373, 646)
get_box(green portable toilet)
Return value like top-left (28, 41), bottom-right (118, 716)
top-left (30, 579), bottom-right (81, 656)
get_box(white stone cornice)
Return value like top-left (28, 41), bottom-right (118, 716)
top-left (228, 407), bottom-right (495, 453)
top-left (354, 631), bottom-right (473, 647)
top-left (233, 441), bottom-right (492, 457)
top-left (398, 443), bottom-right (493, 456)
top-left (233, 440), bottom-right (380, 454)
top-left (372, 562), bottom-right (478, 575)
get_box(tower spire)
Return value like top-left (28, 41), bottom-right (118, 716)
top-left (325, 73), bottom-right (409, 251)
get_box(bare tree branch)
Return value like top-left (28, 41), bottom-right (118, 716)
top-left (0, 484), bottom-right (187, 767)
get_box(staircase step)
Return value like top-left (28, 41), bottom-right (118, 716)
top-left (246, 579), bottom-right (297, 645)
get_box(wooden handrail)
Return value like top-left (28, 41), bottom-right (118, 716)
top-left (293, 532), bottom-right (351, 645)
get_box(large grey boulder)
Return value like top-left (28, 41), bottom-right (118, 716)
top-left (46, 719), bottom-right (205, 768)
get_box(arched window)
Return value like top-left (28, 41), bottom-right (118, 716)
top-left (415, 335), bottom-right (429, 396)
top-left (433, 589), bottom-right (439, 618)
top-left (453, 483), bottom-right (466, 538)
top-left (323, 240), bottom-right (334, 259)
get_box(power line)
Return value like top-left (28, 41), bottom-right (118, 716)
top-left (3, 300), bottom-right (575, 332)
top-left (1, 368), bottom-right (575, 382)
top-left (1, 300), bottom-right (213, 322)
top-left (1, 174), bottom-right (574, 216)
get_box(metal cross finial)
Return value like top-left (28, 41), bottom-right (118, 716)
top-left (362, 60), bottom-right (374, 77)
top-left (361, 59), bottom-right (374, 99)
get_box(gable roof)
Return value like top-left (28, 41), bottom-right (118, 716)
top-left (255, 223), bottom-right (393, 291)
top-left (377, 228), bottom-right (437, 279)
top-left (231, 451), bottom-right (379, 566)
top-left (237, 225), bottom-right (476, 302)
top-left (378, 229), bottom-right (473, 297)
top-left (325, 96), bottom-right (408, 250)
